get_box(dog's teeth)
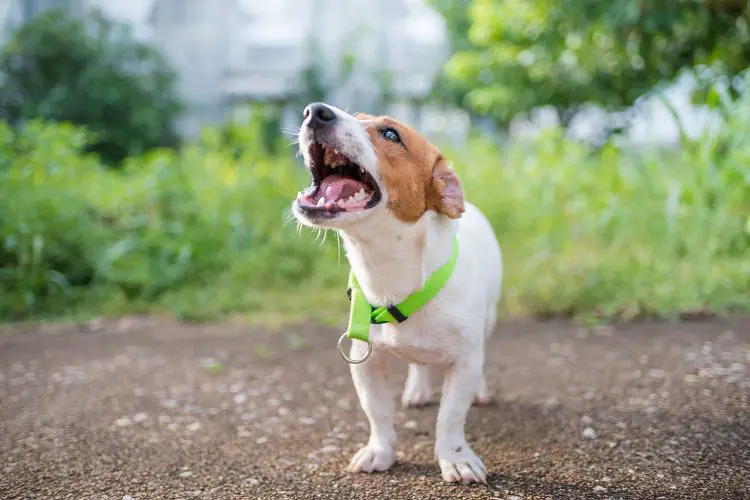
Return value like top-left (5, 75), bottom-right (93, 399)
top-left (316, 197), bottom-right (325, 207)
top-left (355, 188), bottom-right (366, 201)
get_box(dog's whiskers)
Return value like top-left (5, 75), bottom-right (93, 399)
top-left (282, 209), bottom-right (297, 230)
top-left (314, 228), bottom-right (331, 247)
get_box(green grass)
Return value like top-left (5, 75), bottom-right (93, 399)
top-left (447, 127), bottom-right (750, 321)
top-left (1, 103), bottom-right (748, 326)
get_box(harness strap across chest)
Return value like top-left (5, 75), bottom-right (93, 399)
top-left (344, 236), bottom-right (459, 343)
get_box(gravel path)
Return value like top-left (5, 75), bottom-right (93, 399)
top-left (1, 317), bottom-right (749, 499)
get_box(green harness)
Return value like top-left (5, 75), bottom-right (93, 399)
top-left (344, 236), bottom-right (460, 344)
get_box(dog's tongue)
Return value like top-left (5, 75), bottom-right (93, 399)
top-left (320, 174), bottom-right (366, 201)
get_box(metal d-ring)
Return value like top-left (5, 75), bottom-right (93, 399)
top-left (337, 332), bottom-right (372, 365)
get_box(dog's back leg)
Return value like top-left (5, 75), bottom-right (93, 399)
top-left (401, 363), bottom-right (442, 408)
top-left (484, 304), bottom-right (497, 341)
top-left (472, 304), bottom-right (498, 406)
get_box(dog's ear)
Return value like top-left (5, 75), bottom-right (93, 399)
top-left (429, 155), bottom-right (465, 219)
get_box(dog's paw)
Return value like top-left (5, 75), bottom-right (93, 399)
top-left (472, 377), bottom-right (493, 406)
top-left (346, 445), bottom-right (395, 473)
top-left (472, 394), bottom-right (493, 406)
top-left (472, 396), bottom-right (493, 406)
top-left (437, 445), bottom-right (487, 484)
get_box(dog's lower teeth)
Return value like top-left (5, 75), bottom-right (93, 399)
top-left (316, 197), bottom-right (325, 207)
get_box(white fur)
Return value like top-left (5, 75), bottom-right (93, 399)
top-left (293, 104), bottom-right (503, 484)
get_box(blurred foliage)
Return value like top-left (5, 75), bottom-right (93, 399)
top-left (2, 77), bottom-right (750, 323)
top-left (0, 114), bottom-right (344, 322)
top-left (427, 0), bottom-right (476, 111)
top-left (219, 103), bottom-right (288, 158)
top-left (432, 0), bottom-right (750, 127)
top-left (0, 8), bottom-right (183, 165)
top-left (446, 81), bottom-right (750, 321)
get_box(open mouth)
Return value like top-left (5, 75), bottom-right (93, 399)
top-left (296, 142), bottom-right (381, 215)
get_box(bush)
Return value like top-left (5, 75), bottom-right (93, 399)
top-left (448, 126), bottom-right (749, 320)
top-left (433, 0), bottom-right (750, 129)
top-left (0, 117), bottom-right (343, 321)
top-left (0, 121), bottom-right (115, 314)
top-left (0, 8), bottom-right (182, 165)
top-left (1, 93), bottom-right (749, 323)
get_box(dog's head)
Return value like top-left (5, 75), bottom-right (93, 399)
top-left (292, 102), bottom-right (465, 229)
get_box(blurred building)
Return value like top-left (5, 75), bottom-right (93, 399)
top-left (146, 0), bottom-right (450, 137)
top-left (0, 0), bottom-right (449, 138)
top-left (0, 0), bottom-right (715, 145)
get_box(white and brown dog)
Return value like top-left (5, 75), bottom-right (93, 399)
top-left (292, 102), bottom-right (503, 484)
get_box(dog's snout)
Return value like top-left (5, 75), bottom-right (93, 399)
top-left (304, 102), bottom-right (336, 129)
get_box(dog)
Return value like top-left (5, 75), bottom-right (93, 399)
top-left (292, 102), bottom-right (503, 484)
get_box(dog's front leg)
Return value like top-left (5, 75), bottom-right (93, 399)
top-left (435, 353), bottom-right (487, 484)
top-left (346, 343), bottom-right (396, 474)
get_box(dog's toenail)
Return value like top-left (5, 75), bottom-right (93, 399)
top-left (454, 446), bottom-right (462, 452)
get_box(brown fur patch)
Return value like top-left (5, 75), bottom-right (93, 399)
top-left (354, 113), bottom-right (465, 223)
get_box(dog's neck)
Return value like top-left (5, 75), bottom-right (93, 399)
top-left (339, 211), bottom-right (457, 308)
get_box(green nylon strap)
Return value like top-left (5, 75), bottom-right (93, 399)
top-left (345, 236), bottom-right (459, 343)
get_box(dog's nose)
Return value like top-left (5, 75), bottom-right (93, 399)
top-left (304, 102), bottom-right (336, 128)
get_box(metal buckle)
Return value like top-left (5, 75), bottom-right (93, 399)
top-left (337, 332), bottom-right (372, 365)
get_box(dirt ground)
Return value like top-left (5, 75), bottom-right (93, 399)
top-left (0, 316), bottom-right (748, 500)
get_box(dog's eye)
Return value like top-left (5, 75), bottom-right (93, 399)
top-left (382, 128), bottom-right (401, 143)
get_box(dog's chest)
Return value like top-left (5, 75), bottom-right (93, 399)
top-left (369, 315), bottom-right (461, 365)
